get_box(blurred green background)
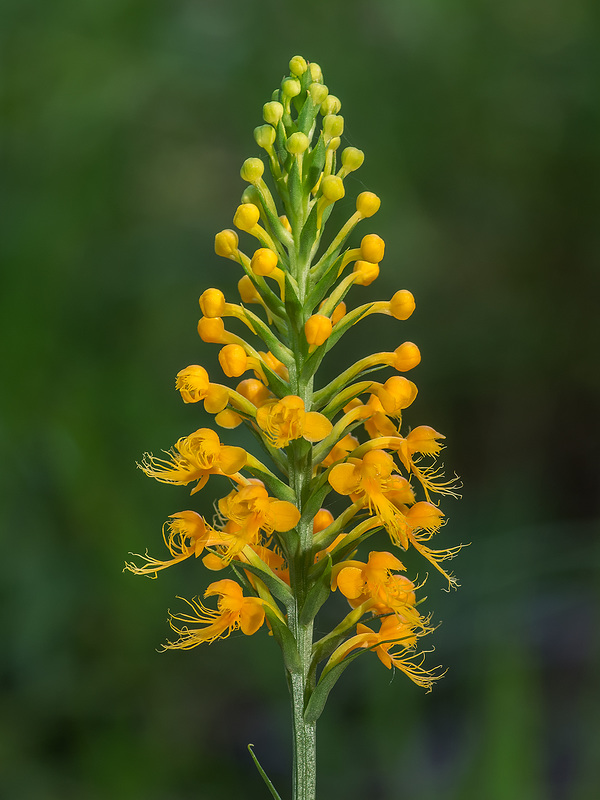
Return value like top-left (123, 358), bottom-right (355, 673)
top-left (2, 0), bottom-right (599, 798)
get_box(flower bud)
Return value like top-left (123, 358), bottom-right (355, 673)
top-left (233, 203), bottom-right (260, 231)
top-left (393, 342), bottom-right (421, 372)
top-left (305, 314), bottom-right (333, 347)
top-left (281, 77), bottom-right (301, 98)
top-left (214, 229), bottom-right (239, 258)
top-left (241, 185), bottom-right (261, 206)
top-left (263, 101), bottom-right (284, 125)
top-left (331, 301), bottom-right (346, 325)
top-left (279, 215), bottom-right (292, 233)
top-left (323, 114), bottom-right (344, 139)
top-left (199, 288), bottom-right (226, 318)
top-left (356, 192), bottom-right (381, 218)
top-left (251, 248), bottom-right (278, 276)
top-left (236, 378), bottom-right (272, 407)
top-left (313, 508), bottom-right (334, 534)
top-left (309, 82), bottom-right (329, 105)
top-left (327, 136), bottom-right (341, 152)
top-left (309, 62), bottom-right (323, 82)
top-left (321, 175), bottom-right (345, 202)
top-left (321, 95), bottom-right (341, 115)
top-left (341, 147), bottom-right (364, 172)
top-left (377, 376), bottom-right (418, 414)
top-left (240, 157), bottom-right (264, 183)
top-left (254, 124), bottom-right (276, 149)
top-left (360, 234), bottom-right (385, 263)
top-left (198, 317), bottom-right (225, 343)
top-left (218, 344), bottom-right (248, 377)
top-left (389, 290), bottom-right (415, 321)
top-left (289, 55), bottom-right (308, 76)
top-left (238, 275), bottom-right (260, 304)
top-left (286, 132), bottom-right (310, 155)
top-left (353, 260), bottom-right (379, 286)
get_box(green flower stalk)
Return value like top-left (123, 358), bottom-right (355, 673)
top-left (127, 55), bottom-right (461, 800)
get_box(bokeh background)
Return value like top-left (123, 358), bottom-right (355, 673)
top-left (2, 1), bottom-right (600, 798)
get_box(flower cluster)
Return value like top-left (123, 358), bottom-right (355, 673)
top-left (127, 56), bottom-right (461, 772)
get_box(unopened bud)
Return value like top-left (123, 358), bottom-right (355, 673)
top-left (251, 248), bottom-right (278, 276)
top-left (214, 229), bottom-right (239, 258)
top-left (321, 175), bottom-right (345, 202)
top-left (305, 314), bottom-right (333, 347)
top-left (309, 82), bottom-right (329, 105)
top-left (356, 192), bottom-right (381, 218)
top-left (313, 508), bottom-right (334, 534)
top-left (198, 317), bottom-right (226, 343)
top-left (389, 290), bottom-right (415, 320)
top-left (321, 95), bottom-right (341, 115)
top-left (281, 77), bottom-right (301, 98)
top-left (218, 344), bottom-right (248, 378)
top-left (236, 378), bottom-right (272, 407)
top-left (393, 342), bottom-right (421, 372)
top-left (309, 62), bottom-right (323, 82)
top-left (199, 288), bottom-right (226, 318)
top-left (238, 275), bottom-right (260, 304)
top-left (240, 157), bottom-right (264, 183)
top-left (233, 203), bottom-right (260, 231)
top-left (341, 147), bottom-right (364, 172)
top-left (353, 260), bottom-right (379, 286)
top-left (289, 55), bottom-right (308, 76)
top-left (360, 234), bottom-right (385, 263)
top-left (254, 124), bottom-right (276, 149)
top-left (263, 101), bottom-right (284, 125)
top-left (323, 114), bottom-right (344, 139)
top-left (331, 302), bottom-right (346, 325)
top-left (286, 132), bottom-right (310, 155)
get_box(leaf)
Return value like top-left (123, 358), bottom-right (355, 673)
top-left (298, 203), bottom-right (320, 264)
top-left (299, 555), bottom-right (332, 625)
top-left (287, 158), bottom-right (303, 220)
top-left (303, 652), bottom-right (364, 724)
top-left (266, 611), bottom-right (302, 673)
top-left (237, 560), bottom-right (293, 607)
top-left (247, 744), bottom-right (284, 800)
top-left (303, 134), bottom-right (326, 190)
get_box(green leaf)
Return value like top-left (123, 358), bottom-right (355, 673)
top-left (266, 611), bottom-right (302, 673)
top-left (298, 203), bottom-right (320, 265)
top-left (247, 744), bottom-right (284, 800)
top-left (299, 555), bottom-right (332, 625)
top-left (236, 560), bottom-right (293, 607)
top-left (287, 158), bottom-right (303, 221)
top-left (303, 135), bottom-right (326, 190)
top-left (303, 652), bottom-right (363, 724)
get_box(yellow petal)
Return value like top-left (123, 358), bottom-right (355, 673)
top-left (336, 566), bottom-right (365, 599)
top-left (240, 599), bottom-right (265, 635)
top-left (268, 500), bottom-right (300, 532)
top-left (303, 411), bottom-right (333, 442)
top-left (217, 446), bottom-right (247, 475)
top-left (204, 384), bottom-right (230, 414)
top-left (328, 462), bottom-right (361, 495)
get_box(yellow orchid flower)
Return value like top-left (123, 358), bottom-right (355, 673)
top-left (164, 579), bottom-right (266, 649)
top-left (139, 427), bottom-right (246, 494)
top-left (256, 395), bottom-right (333, 448)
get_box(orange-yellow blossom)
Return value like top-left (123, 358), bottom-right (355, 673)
top-left (164, 579), bottom-right (265, 649)
top-left (139, 428), bottom-right (246, 495)
top-left (218, 481), bottom-right (300, 542)
top-left (125, 511), bottom-right (227, 576)
top-left (328, 450), bottom-right (414, 547)
top-left (256, 395), bottom-right (333, 448)
top-left (175, 365), bottom-right (230, 412)
top-left (328, 616), bottom-right (441, 690)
